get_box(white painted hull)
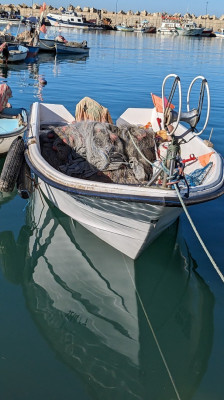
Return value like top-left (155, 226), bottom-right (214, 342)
top-left (215, 32), bottom-right (224, 38)
top-left (0, 18), bottom-right (21, 25)
top-left (116, 27), bottom-right (134, 32)
top-left (157, 29), bottom-right (177, 35)
top-left (39, 179), bottom-right (182, 259)
top-left (177, 27), bottom-right (204, 36)
top-left (0, 45), bottom-right (28, 63)
top-left (8, 52), bottom-right (27, 62)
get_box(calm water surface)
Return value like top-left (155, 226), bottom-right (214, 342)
top-left (0, 28), bottom-right (224, 400)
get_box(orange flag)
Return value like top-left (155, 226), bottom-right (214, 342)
top-left (40, 24), bottom-right (47, 34)
top-left (151, 93), bottom-right (175, 113)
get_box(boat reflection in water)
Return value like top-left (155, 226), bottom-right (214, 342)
top-left (0, 190), bottom-right (214, 400)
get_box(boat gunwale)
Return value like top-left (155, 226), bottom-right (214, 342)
top-left (25, 149), bottom-right (224, 206)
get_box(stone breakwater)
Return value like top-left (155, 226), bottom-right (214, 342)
top-left (1, 3), bottom-right (224, 30)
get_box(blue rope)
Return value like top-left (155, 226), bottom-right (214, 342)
top-left (185, 162), bottom-right (213, 187)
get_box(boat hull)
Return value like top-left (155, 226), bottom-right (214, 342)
top-left (176, 27), bottom-right (204, 36)
top-left (26, 45), bottom-right (39, 59)
top-left (55, 42), bottom-right (89, 54)
top-left (0, 44), bottom-right (28, 63)
top-left (38, 179), bottom-right (182, 259)
top-left (39, 38), bottom-right (56, 52)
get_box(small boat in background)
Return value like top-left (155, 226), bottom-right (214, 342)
top-left (47, 11), bottom-right (90, 29)
top-left (215, 28), bottom-right (224, 38)
top-left (0, 43), bottom-right (28, 63)
top-left (0, 11), bottom-right (25, 26)
top-left (0, 83), bottom-right (27, 155)
top-left (157, 20), bottom-right (180, 35)
top-left (201, 27), bottom-right (216, 37)
top-left (55, 40), bottom-right (89, 55)
top-left (134, 21), bottom-right (156, 33)
top-left (39, 35), bottom-right (73, 52)
top-left (176, 21), bottom-right (204, 36)
top-left (116, 23), bottom-right (134, 32)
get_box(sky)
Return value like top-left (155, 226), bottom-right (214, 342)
top-left (12, 1), bottom-right (223, 18)
top-left (36, 0), bottom-right (223, 18)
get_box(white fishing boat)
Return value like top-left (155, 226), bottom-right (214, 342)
top-left (25, 74), bottom-right (224, 259)
top-left (55, 41), bottom-right (89, 55)
top-left (0, 43), bottom-right (28, 63)
top-left (0, 83), bottom-right (27, 155)
top-left (116, 23), bottom-right (134, 32)
top-left (176, 21), bottom-right (204, 36)
top-left (157, 20), bottom-right (180, 35)
top-left (46, 11), bottom-right (90, 29)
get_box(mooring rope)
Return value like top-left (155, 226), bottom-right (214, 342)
top-left (123, 256), bottom-right (182, 400)
top-left (41, 42), bottom-right (55, 50)
top-left (174, 184), bottom-right (224, 283)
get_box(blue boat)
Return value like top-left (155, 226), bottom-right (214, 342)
top-left (0, 106), bottom-right (28, 155)
top-left (0, 83), bottom-right (27, 155)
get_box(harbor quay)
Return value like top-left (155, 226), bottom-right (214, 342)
top-left (1, 3), bottom-right (224, 30)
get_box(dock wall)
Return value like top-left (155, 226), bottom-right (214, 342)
top-left (1, 4), bottom-right (224, 31)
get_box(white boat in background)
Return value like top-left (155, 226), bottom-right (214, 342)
top-left (116, 23), bottom-right (134, 32)
top-left (25, 74), bottom-right (224, 259)
top-left (176, 21), bottom-right (204, 36)
top-left (0, 11), bottom-right (25, 26)
top-left (215, 28), bottom-right (224, 38)
top-left (47, 11), bottom-right (90, 29)
top-left (157, 20), bottom-right (180, 35)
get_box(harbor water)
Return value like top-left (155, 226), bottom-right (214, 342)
top-left (0, 27), bottom-right (224, 400)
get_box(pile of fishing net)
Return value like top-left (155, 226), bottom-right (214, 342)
top-left (16, 31), bottom-right (33, 42)
top-left (40, 97), bottom-right (156, 185)
top-left (65, 40), bottom-right (88, 48)
top-left (40, 122), bottom-right (155, 185)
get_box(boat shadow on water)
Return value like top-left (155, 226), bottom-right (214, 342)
top-left (0, 190), bottom-right (214, 399)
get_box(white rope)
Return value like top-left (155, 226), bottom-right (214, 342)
top-left (123, 256), bottom-right (182, 400)
top-left (174, 184), bottom-right (224, 283)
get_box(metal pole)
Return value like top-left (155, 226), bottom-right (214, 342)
top-left (206, 1), bottom-right (208, 14)
top-left (115, 0), bottom-right (118, 25)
